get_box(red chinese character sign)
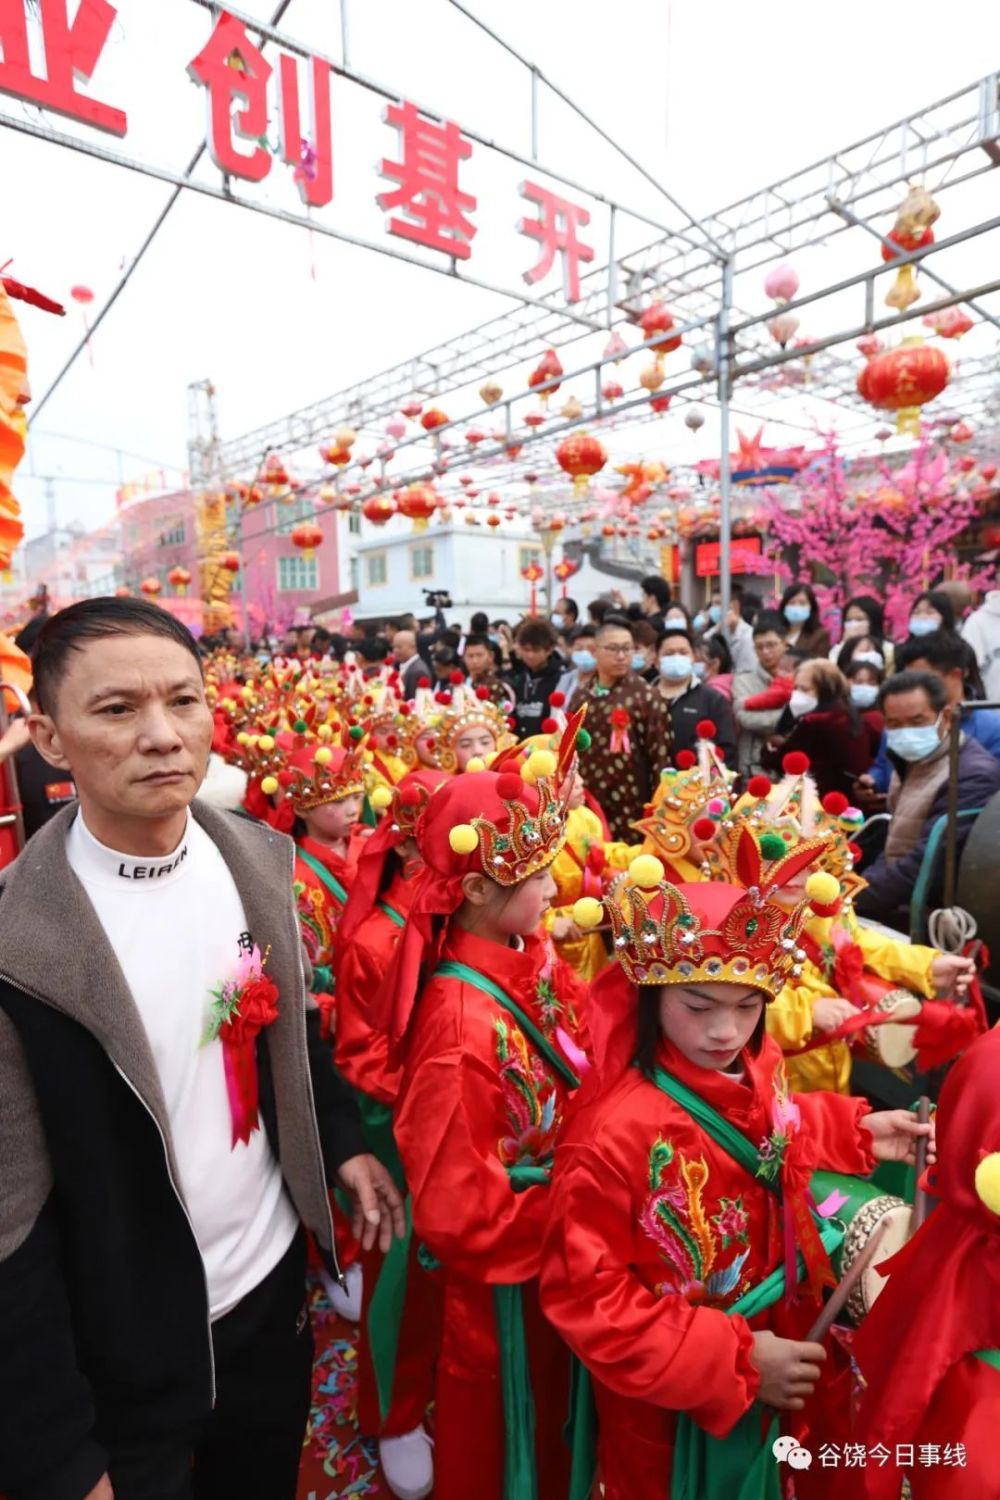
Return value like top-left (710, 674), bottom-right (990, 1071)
top-left (188, 11), bottom-right (332, 206)
top-left (0, 0), bottom-right (126, 135)
top-left (378, 101), bottom-right (477, 260)
top-left (518, 180), bottom-right (595, 303)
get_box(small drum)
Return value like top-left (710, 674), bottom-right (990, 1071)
top-left (861, 988), bottom-right (923, 1069)
top-left (811, 1170), bottom-right (912, 1323)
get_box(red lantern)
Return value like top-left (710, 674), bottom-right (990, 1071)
top-left (524, 411), bottom-right (546, 428)
top-left (114, 585), bottom-right (131, 597)
top-left (362, 495), bottom-right (397, 526)
top-left (401, 400), bottom-right (423, 419)
top-left (262, 452), bottom-right (289, 492)
top-left (602, 381), bottom-right (624, 401)
top-left (486, 513), bottom-right (502, 529)
top-left (528, 349), bottom-right (563, 406)
top-left (521, 560), bottom-right (544, 613)
top-left (650, 394), bottom-right (672, 414)
top-left (465, 428), bottom-right (486, 445)
top-left (640, 302), bottom-right (682, 355)
top-left (506, 443), bottom-right (523, 460)
top-left (140, 577), bottom-right (162, 597)
top-left (167, 565), bottom-right (192, 596)
top-left (924, 306), bottom-right (974, 340)
top-left (950, 420), bottom-right (974, 444)
top-left (556, 433), bottom-right (607, 496)
top-left (856, 339), bottom-right (950, 434)
top-left (290, 521), bottom-right (324, 561)
top-left (396, 482), bottom-right (438, 529)
top-left (421, 408), bottom-right (449, 432)
top-left (220, 551), bottom-right (240, 573)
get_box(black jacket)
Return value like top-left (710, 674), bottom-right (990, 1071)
top-left (663, 681), bottom-right (738, 767)
top-left (0, 803), bottom-right (364, 1500)
top-left (506, 651), bottom-right (566, 741)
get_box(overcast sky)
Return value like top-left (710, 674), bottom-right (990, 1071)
top-left (6, 0), bottom-right (1000, 539)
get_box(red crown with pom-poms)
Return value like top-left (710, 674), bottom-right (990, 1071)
top-left (631, 720), bottom-right (737, 865)
top-left (712, 753), bottom-right (866, 908)
top-left (445, 715), bottom-right (580, 885)
top-left (572, 836), bottom-right (840, 994)
top-left (422, 678), bottom-right (515, 772)
top-left (259, 721), bottom-right (368, 811)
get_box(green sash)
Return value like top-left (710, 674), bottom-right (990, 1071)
top-left (430, 960), bottom-right (583, 1500)
top-left (431, 961), bottom-right (582, 1092)
top-left (296, 844), bottom-right (349, 905)
top-left (974, 1348), bottom-right (1000, 1371)
top-left (378, 900), bottom-right (405, 929)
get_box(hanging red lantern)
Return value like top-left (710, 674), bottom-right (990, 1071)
top-left (650, 394), bottom-right (672, 413)
top-left (401, 400), bottom-right (423, 419)
top-left (465, 428), bottom-right (486, 446)
top-left (980, 464), bottom-right (998, 483)
top-left (167, 565), bottom-right (192, 596)
top-left (524, 411), bottom-right (546, 428)
top-left (949, 420), bottom-right (974, 444)
top-left (114, 585), bottom-right (131, 598)
top-left (856, 339), bottom-right (949, 434)
top-left (396, 482), bottom-right (438, 529)
top-left (528, 349), bottom-right (564, 405)
top-left (362, 495), bottom-right (397, 526)
top-left (556, 433), bottom-right (607, 496)
top-left (486, 513), bottom-right (502, 529)
top-left (262, 452), bottom-right (290, 492)
top-left (881, 226), bottom-right (934, 310)
top-left (140, 577), bottom-right (162, 597)
top-left (421, 408), bottom-right (449, 432)
top-left (290, 521), bottom-right (324, 561)
top-left (602, 380), bottom-right (624, 401)
top-left (924, 306), bottom-right (974, 340)
top-left (506, 442), bottom-right (524, 459)
top-left (640, 302), bottom-right (682, 355)
top-left (220, 551), bottom-right (240, 573)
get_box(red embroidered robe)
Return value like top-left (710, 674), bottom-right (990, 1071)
top-left (539, 1034), bottom-right (875, 1500)
top-left (392, 923), bottom-right (590, 1500)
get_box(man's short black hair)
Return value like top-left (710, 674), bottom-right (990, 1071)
top-left (880, 669), bottom-right (949, 715)
top-left (559, 597), bottom-right (579, 622)
top-left (657, 625), bottom-right (694, 648)
top-left (752, 610), bottom-right (788, 639)
top-left (464, 632), bottom-right (492, 652)
top-left (640, 575), bottom-right (672, 610)
top-left (515, 617), bottom-right (557, 650)
top-left (595, 615), bottom-right (633, 639)
top-left (32, 597), bottom-right (203, 716)
top-left (570, 622), bottom-right (596, 642)
top-left (895, 629), bottom-right (964, 677)
top-left (470, 611), bottom-right (490, 633)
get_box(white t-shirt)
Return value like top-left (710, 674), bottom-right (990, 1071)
top-left (66, 810), bottom-right (299, 1319)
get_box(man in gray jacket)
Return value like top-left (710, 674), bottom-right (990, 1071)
top-left (0, 599), bottom-right (403, 1500)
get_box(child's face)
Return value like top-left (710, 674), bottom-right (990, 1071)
top-left (778, 651), bottom-right (799, 676)
top-left (455, 726), bottom-right (497, 768)
top-left (481, 865), bottom-right (558, 936)
top-left (658, 982), bottom-right (764, 1070)
top-left (567, 772), bottom-right (586, 810)
top-left (303, 792), bottom-right (363, 843)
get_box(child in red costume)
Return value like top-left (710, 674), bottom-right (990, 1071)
top-left (539, 834), bottom-right (933, 1500)
top-left (334, 768), bottom-right (448, 1500)
top-left (851, 1025), bottom-right (1000, 1499)
top-left (382, 723), bottom-right (591, 1500)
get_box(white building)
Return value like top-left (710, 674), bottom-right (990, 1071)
top-left (351, 518), bottom-right (550, 620)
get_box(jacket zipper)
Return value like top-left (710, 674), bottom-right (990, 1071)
top-left (0, 970), bottom-right (217, 1405)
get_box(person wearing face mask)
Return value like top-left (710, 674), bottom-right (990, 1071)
top-left (654, 628), bottom-right (737, 766)
top-left (761, 659), bottom-right (878, 799)
top-left (701, 588), bottom-right (757, 674)
top-left (908, 588), bottom-right (955, 640)
top-left (551, 596), bottom-right (579, 634)
top-left (558, 624), bottom-right (598, 700)
top-left (854, 671), bottom-right (1000, 931)
top-left (506, 617), bottom-right (566, 741)
top-left (631, 618), bottom-right (661, 684)
top-left (779, 583), bottom-right (831, 659)
top-left (831, 594), bottom-right (895, 675)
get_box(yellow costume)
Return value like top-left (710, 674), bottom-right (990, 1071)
top-left (540, 804), bottom-right (638, 979)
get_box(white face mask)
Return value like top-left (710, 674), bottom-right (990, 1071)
top-left (788, 689), bottom-right (819, 718)
top-left (842, 618), bottom-right (868, 637)
top-left (853, 649), bottom-right (884, 670)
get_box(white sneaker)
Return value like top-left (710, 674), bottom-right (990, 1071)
top-left (379, 1426), bottom-right (434, 1500)
top-left (319, 1262), bottom-right (363, 1323)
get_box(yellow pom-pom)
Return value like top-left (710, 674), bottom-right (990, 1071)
top-left (247, 734), bottom-right (259, 749)
top-left (572, 896), bottom-right (604, 930)
top-left (975, 1153), bottom-right (1000, 1216)
top-left (260, 775), bottom-right (279, 796)
top-left (236, 731), bottom-right (250, 746)
top-left (629, 854), bottom-right (665, 889)
top-left (465, 756), bottom-right (486, 773)
top-left (222, 698), bottom-right (237, 713)
top-left (317, 723), bottom-right (333, 741)
top-left (523, 748), bottom-right (557, 781)
top-left (449, 823), bottom-right (479, 855)
top-left (314, 746), bottom-right (333, 766)
top-left (258, 734), bottom-right (275, 752)
top-left (370, 785), bottom-right (392, 810)
top-left (241, 685), bottom-right (255, 701)
top-left (805, 871), bottom-right (840, 907)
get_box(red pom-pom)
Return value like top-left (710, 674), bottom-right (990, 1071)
top-left (424, 736), bottom-right (436, 750)
top-left (848, 841), bottom-right (863, 863)
top-left (475, 684), bottom-right (490, 700)
top-left (675, 750), bottom-right (697, 770)
top-left (822, 791), bottom-right (849, 816)
top-left (386, 734), bottom-right (398, 749)
top-left (450, 669), bottom-right (465, 685)
top-left (692, 816), bottom-right (717, 842)
top-left (695, 719), bottom-right (717, 740)
top-left (277, 769), bottom-right (295, 788)
top-left (541, 717), bottom-right (558, 734)
top-left (417, 676), bottom-right (431, 689)
top-left (434, 691), bottom-right (451, 705)
top-left (398, 784), bottom-right (423, 808)
top-left (783, 752), bottom-right (810, 776)
top-left (610, 707), bottom-right (630, 728)
top-left (747, 775), bottom-right (772, 798)
top-left (398, 702), bottom-right (411, 717)
top-left (496, 772), bottom-right (524, 801)
top-left (549, 691), bottom-right (566, 708)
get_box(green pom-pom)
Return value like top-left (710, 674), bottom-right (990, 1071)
top-left (576, 728), bottom-right (592, 751)
top-left (759, 831), bottom-right (787, 861)
top-left (281, 681), bottom-right (294, 692)
top-left (293, 718), bottom-right (309, 734)
top-left (349, 724), bottom-right (364, 741)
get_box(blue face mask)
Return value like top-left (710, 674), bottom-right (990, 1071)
top-left (886, 718), bottom-right (942, 762)
top-left (692, 660), bottom-right (707, 680)
top-left (488, 632), bottom-right (500, 644)
top-left (850, 682), bottom-right (879, 709)
top-left (631, 653), bottom-right (648, 672)
top-left (692, 612), bottom-right (706, 631)
top-left (708, 605), bottom-right (722, 625)
top-left (659, 654), bottom-right (692, 681)
top-left (572, 649), bottom-right (597, 672)
top-left (909, 615), bottom-right (939, 637)
top-left (784, 603), bottom-right (811, 625)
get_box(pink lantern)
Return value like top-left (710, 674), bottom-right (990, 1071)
top-left (603, 330), bottom-right (629, 362)
top-left (385, 418), bottom-right (406, 440)
top-left (767, 313), bottom-right (800, 348)
top-left (764, 263), bottom-right (799, 304)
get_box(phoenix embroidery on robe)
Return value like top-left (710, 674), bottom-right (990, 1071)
top-left (293, 879), bottom-right (338, 970)
top-left (640, 1135), bottom-right (751, 1306)
top-left (494, 1016), bottom-right (560, 1168)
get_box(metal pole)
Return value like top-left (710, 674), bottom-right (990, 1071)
top-left (340, 0), bottom-right (350, 69)
top-left (236, 506), bottom-right (252, 651)
top-left (943, 705), bottom-right (963, 908)
top-left (717, 256), bottom-right (733, 628)
top-left (530, 66), bottom-right (539, 161)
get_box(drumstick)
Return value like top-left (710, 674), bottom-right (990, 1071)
top-left (805, 1217), bottom-right (890, 1343)
top-left (910, 1096), bottom-right (932, 1233)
